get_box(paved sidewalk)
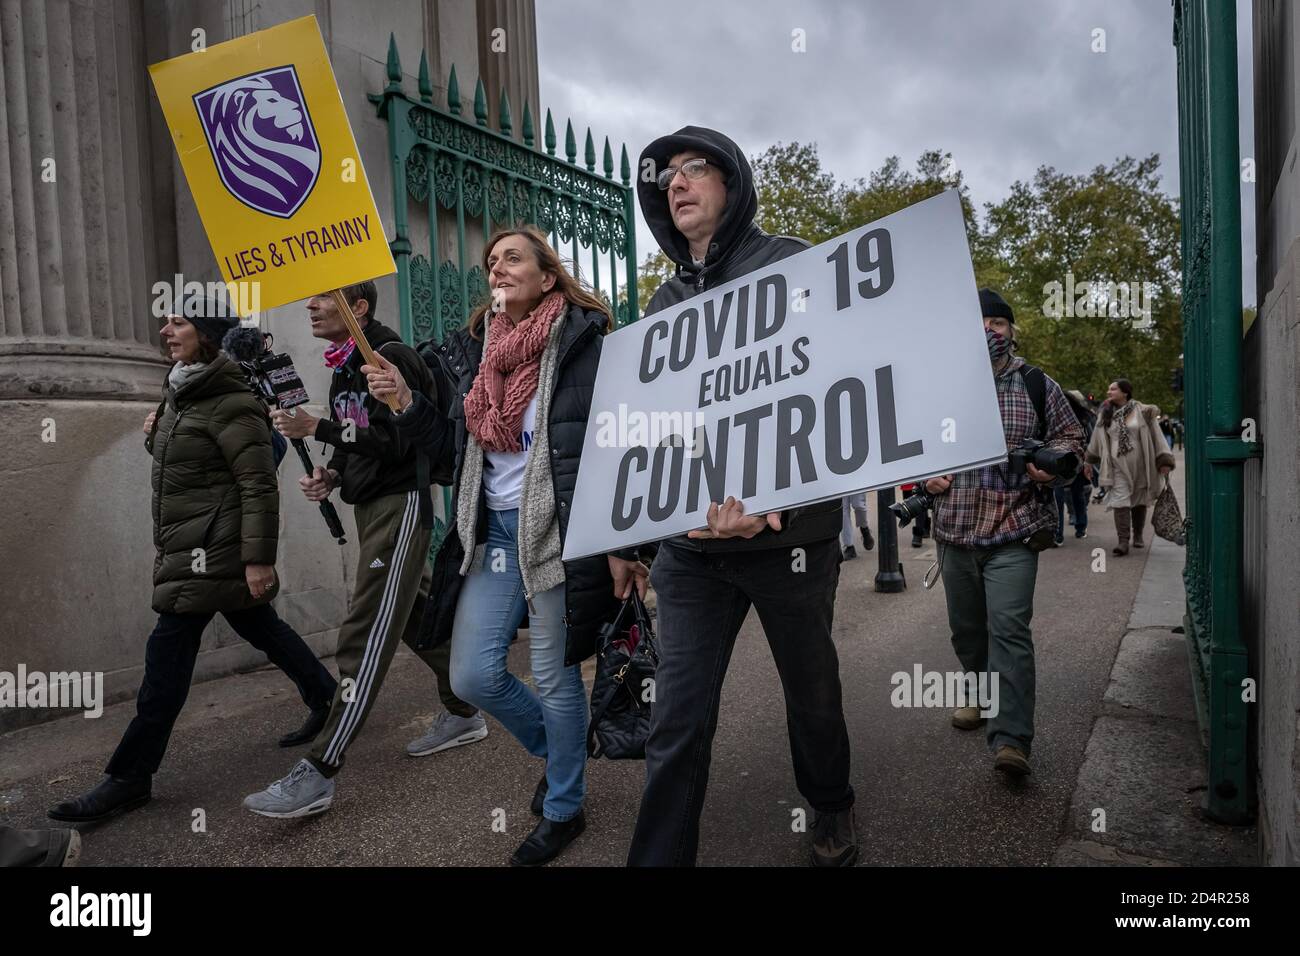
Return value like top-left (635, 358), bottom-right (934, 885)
top-left (1053, 452), bottom-right (1257, 866)
top-left (0, 472), bottom-right (1189, 866)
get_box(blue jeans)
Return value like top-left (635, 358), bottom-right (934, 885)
top-left (840, 493), bottom-right (868, 549)
top-left (448, 508), bottom-right (587, 822)
top-left (1054, 473), bottom-right (1091, 535)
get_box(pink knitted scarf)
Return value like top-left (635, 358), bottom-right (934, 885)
top-left (464, 291), bottom-right (567, 453)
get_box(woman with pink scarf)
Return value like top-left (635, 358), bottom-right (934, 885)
top-left (365, 227), bottom-right (646, 866)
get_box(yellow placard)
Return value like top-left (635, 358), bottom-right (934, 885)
top-left (149, 15), bottom-right (394, 316)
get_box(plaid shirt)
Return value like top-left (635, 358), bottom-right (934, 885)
top-left (931, 356), bottom-right (1085, 549)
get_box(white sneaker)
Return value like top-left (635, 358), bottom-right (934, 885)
top-left (242, 759), bottom-right (334, 818)
top-left (406, 711), bottom-right (488, 757)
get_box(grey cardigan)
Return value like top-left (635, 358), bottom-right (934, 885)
top-left (455, 312), bottom-right (566, 602)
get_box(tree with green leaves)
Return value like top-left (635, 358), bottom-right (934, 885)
top-left (635, 250), bottom-right (675, 313)
top-left (751, 141), bottom-right (846, 244)
top-left (977, 154), bottom-right (1182, 411)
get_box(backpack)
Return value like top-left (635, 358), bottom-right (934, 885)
top-left (1017, 364), bottom-right (1048, 440)
top-left (413, 339), bottom-right (459, 487)
top-left (1069, 397), bottom-right (1096, 448)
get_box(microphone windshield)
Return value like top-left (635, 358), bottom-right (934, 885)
top-left (221, 325), bottom-right (266, 363)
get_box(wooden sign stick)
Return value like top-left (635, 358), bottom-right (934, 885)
top-left (330, 288), bottom-right (401, 412)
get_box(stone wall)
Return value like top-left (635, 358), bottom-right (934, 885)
top-left (1247, 0), bottom-right (1300, 867)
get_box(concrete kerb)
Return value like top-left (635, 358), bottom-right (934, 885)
top-left (1053, 451), bottom-right (1257, 866)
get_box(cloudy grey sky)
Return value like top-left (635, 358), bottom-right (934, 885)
top-left (536, 0), bottom-right (1257, 306)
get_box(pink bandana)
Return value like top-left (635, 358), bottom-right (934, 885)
top-left (323, 338), bottom-right (357, 369)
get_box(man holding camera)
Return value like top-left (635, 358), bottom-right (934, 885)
top-left (924, 288), bottom-right (1084, 777)
top-left (243, 282), bottom-right (485, 818)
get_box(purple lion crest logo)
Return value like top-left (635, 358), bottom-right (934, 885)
top-left (194, 66), bottom-right (321, 218)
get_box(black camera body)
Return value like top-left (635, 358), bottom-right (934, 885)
top-left (1006, 438), bottom-right (1079, 482)
top-left (889, 489), bottom-right (934, 528)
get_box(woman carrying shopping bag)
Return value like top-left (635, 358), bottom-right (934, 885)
top-left (1085, 378), bottom-right (1175, 556)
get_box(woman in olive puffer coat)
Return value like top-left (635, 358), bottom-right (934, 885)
top-left (49, 298), bottom-right (336, 826)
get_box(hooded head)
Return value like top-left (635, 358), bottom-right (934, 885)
top-left (638, 126), bottom-right (758, 270)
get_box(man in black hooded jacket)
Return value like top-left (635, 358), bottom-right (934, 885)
top-left (620, 126), bottom-right (857, 866)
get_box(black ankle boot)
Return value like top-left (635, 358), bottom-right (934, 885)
top-left (811, 806), bottom-right (860, 867)
top-left (48, 775), bottom-right (151, 824)
top-left (509, 811), bottom-right (586, 866)
top-left (279, 705), bottom-right (330, 747)
top-left (530, 773), bottom-right (549, 816)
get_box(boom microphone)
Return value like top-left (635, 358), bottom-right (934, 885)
top-left (220, 325), bottom-right (347, 545)
top-left (221, 325), bottom-right (266, 363)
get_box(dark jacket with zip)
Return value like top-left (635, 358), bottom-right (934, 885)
top-left (146, 356), bottom-right (279, 615)
top-left (314, 319), bottom-right (435, 506)
top-left (637, 124), bottom-right (842, 552)
top-left (397, 304), bottom-right (620, 666)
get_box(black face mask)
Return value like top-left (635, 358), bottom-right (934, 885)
top-left (987, 327), bottom-right (1011, 361)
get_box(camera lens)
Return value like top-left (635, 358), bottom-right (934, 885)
top-left (889, 492), bottom-right (931, 528)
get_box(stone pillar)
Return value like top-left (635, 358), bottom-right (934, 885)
top-left (0, 0), bottom-right (174, 400)
top-left (474, 0), bottom-right (538, 134)
top-left (0, 0), bottom-right (542, 735)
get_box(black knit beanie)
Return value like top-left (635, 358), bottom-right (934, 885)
top-left (172, 288), bottom-right (240, 347)
top-left (978, 287), bottom-right (1015, 324)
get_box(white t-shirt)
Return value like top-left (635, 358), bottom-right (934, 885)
top-left (483, 394), bottom-right (538, 511)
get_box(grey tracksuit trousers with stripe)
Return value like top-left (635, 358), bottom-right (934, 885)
top-left (308, 490), bottom-right (466, 777)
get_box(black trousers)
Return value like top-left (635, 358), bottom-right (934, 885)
top-left (0, 825), bottom-right (63, 867)
top-left (628, 538), bottom-right (854, 866)
top-left (105, 604), bottom-right (337, 779)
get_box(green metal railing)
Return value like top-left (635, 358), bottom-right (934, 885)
top-left (369, 37), bottom-right (638, 557)
top-left (1172, 0), bottom-right (1258, 824)
top-left (369, 37), bottom-right (637, 556)
top-left (370, 36), bottom-right (638, 345)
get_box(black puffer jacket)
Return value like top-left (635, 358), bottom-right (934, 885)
top-left (399, 304), bottom-right (620, 666)
top-left (146, 357), bottom-right (279, 615)
top-left (637, 124), bottom-right (842, 552)
top-left (316, 319), bottom-right (434, 506)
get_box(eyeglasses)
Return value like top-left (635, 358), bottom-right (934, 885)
top-left (656, 157), bottom-right (711, 190)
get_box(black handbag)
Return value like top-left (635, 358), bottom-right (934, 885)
top-left (587, 593), bottom-right (658, 760)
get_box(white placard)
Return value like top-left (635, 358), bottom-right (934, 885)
top-left (563, 189), bottom-right (1006, 560)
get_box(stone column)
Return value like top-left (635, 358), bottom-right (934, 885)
top-left (474, 0), bottom-right (538, 133)
top-left (0, 0), bottom-right (173, 400)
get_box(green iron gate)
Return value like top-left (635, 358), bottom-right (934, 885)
top-left (370, 36), bottom-right (639, 554)
top-left (1172, 0), bottom-right (1259, 824)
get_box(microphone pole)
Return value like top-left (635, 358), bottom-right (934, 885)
top-left (292, 436), bottom-right (348, 544)
top-left (222, 324), bottom-right (347, 545)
